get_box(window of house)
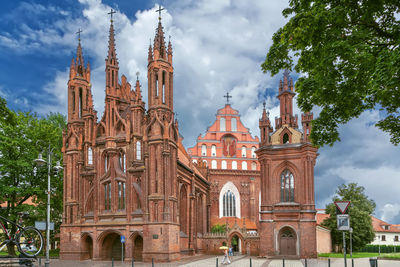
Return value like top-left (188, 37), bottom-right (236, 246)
top-left (223, 190), bottom-right (236, 217)
top-left (201, 144), bottom-right (207, 156)
top-left (251, 162), bottom-right (257, 170)
top-left (394, 236), bottom-right (399, 242)
top-left (242, 146), bottom-right (246, 158)
top-left (118, 182), bottom-right (125, 210)
top-left (281, 169), bottom-right (294, 202)
top-left (381, 235), bottom-right (386, 241)
top-left (88, 147), bottom-right (93, 165)
top-left (211, 160), bottom-right (217, 169)
top-left (231, 118), bottom-right (237, 131)
top-left (119, 151), bottom-right (126, 172)
top-left (242, 161), bottom-right (247, 170)
top-left (136, 141), bottom-right (141, 160)
top-left (221, 160), bottom-right (227, 169)
top-left (384, 225), bottom-right (390, 230)
top-left (104, 183), bottom-right (111, 211)
top-left (220, 118), bottom-right (226, 131)
top-left (251, 146), bottom-right (256, 158)
top-left (232, 161), bottom-right (237, 170)
top-left (211, 145), bottom-right (216, 156)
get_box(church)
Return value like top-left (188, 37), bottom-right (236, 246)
top-left (60, 10), bottom-right (318, 262)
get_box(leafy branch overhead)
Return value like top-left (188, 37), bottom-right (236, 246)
top-left (262, 0), bottom-right (400, 146)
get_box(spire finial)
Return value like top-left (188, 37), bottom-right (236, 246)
top-left (263, 101), bottom-right (266, 109)
top-left (224, 92), bottom-right (232, 104)
top-left (283, 69), bottom-right (290, 79)
top-left (108, 8), bottom-right (116, 23)
top-left (76, 28), bottom-right (82, 42)
top-left (136, 71), bottom-right (140, 80)
top-left (156, 5), bottom-right (165, 21)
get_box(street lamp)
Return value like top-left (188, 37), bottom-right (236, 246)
top-left (349, 227), bottom-right (353, 258)
top-left (35, 146), bottom-right (63, 267)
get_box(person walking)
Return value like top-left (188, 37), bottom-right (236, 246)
top-left (221, 248), bottom-right (231, 265)
top-left (228, 246), bottom-right (233, 262)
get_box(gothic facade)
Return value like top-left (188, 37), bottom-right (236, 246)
top-left (60, 14), bottom-right (318, 262)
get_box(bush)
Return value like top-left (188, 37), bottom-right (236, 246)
top-left (359, 245), bottom-right (400, 253)
top-left (211, 223), bottom-right (227, 233)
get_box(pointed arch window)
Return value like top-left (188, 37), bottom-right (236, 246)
top-left (220, 118), bottom-right (226, 131)
top-left (221, 160), bottom-right (227, 169)
top-left (231, 118), bottom-right (237, 131)
top-left (242, 161), bottom-right (247, 170)
top-left (104, 153), bottom-right (110, 173)
top-left (281, 169), bottom-right (294, 202)
top-left (211, 160), bottom-right (217, 169)
top-left (232, 161), bottom-right (237, 170)
top-left (211, 145), bottom-right (216, 156)
top-left (79, 88), bottom-right (83, 118)
top-left (283, 133), bottom-right (289, 144)
top-left (87, 147), bottom-right (93, 165)
top-left (201, 144), bottom-right (207, 156)
top-left (219, 182), bottom-right (240, 218)
top-left (251, 162), bottom-right (257, 170)
top-left (251, 146), bottom-right (256, 158)
top-left (118, 182), bottom-right (126, 210)
top-left (119, 151), bottom-right (126, 172)
top-left (223, 191), bottom-right (236, 217)
top-left (104, 182), bottom-right (111, 211)
top-left (136, 141), bottom-right (141, 160)
top-left (162, 71), bottom-right (166, 103)
top-left (242, 146), bottom-right (247, 158)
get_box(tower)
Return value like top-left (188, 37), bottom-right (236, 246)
top-left (256, 71), bottom-right (318, 258)
top-left (142, 12), bottom-right (180, 262)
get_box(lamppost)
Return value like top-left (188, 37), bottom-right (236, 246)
top-left (349, 227), bottom-right (353, 258)
top-left (35, 146), bottom-right (63, 267)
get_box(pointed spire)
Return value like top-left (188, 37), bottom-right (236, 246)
top-left (260, 101), bottom-right (270, 123)
top-left (148, 40), bottom-right (153, 62)
top-left (167, 35), bottom-right (173, 63)
top-left (283, 69), bottom-right (290, 90)
top-left (106, 18), bottom-right (119, 67)
top-left (135, 71), bottom-right (142, 101)
top-left (153, 20), bottom-right (167, 59)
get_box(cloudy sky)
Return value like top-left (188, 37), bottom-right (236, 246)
top-left (1, 0), bottom-right (399, 224)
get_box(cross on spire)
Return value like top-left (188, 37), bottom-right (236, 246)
top-left (224, 92), bottom-right (232, 104)
top-left (108, 8), bottom-right (116, 22)
top-left (136, 71), bottom-right (140, 80)
top-left (76, 28), bottom-right (82, 42)
top-left (156, 5), bottom-right (165, 21)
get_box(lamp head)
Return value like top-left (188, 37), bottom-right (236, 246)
top-left (34, 153), bottom-right (46, 166)
top-left (54, 161), bottom-right (63, 172)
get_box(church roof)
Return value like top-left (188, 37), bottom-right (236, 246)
top-left (216, 104), bottom-right (239, 116)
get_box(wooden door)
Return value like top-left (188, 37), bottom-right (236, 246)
top-left (279, 228), bottom-right (296, 255)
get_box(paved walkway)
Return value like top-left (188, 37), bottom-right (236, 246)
top-left (6, 256), bottom-right (400, 267)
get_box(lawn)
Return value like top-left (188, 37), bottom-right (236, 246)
top-left (319, 252), bottom-right (400, 259)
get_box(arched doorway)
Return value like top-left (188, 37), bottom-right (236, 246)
top-left (81, 235), bottom-right (93, 260)
top-left (101, 233), bottom-right (124, 260)
top-left (279, 227), bottom-right (296, 255)
top-left (133, 235), bottom-right (143, 261)
top-left (230, 235), bottom-right (241, 254)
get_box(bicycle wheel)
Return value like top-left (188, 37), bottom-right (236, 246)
top-left (17, 226), bottom-right (44, 257)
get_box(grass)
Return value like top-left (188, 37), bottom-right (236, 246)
top-left (319, 252), bottom-right (400, 259)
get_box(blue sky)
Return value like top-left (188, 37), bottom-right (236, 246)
top-left (1, 0), bottom-right (400, 224)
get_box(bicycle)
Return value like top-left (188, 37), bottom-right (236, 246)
top-left (0, 213), bottom-right (44, 258)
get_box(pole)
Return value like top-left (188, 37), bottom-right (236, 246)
top-left (350, 228), bottom-right (353, 258)
top-left (45, 148), bottom-right (51, 267)
top-left (122, 243), bottom-right (124, 262)
top-left (343, 231), bottom-right (347, 267)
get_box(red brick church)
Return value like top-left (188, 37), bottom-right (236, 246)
top-left (60, 11), bottom-right (318, 262)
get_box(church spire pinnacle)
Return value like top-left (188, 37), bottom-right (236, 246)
top-left (105, 9), bottom-right (119, 91)
top-left (153, 6), bottom-right (167, 60)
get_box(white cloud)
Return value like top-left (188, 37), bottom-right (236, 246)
top-left (381, 204), bottom-right (400, 223)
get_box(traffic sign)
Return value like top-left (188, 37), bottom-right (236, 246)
top-left (120, 235), bottom-right (126, 243)
top-left (337, 214), bottom-right (350, 231)
top-left (335, 201), bottom-right (350, 214)
top-left (35, 221), bottom-right (54, 231)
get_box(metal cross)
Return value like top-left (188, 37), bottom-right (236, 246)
top-left (156, 5), bottom-right (165, 21)
top-left (108, 8), bottom-right (116, 22)
top-left (136, 71), bottom-right (140, 80)
top-left (263, 101), bottom-right (266, 109)
top-left (76, 28), bottom-right (82, 41)
top-left (224, 92), bottom-right (232, 104)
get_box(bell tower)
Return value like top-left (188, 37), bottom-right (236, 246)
top-left (142, 6), bottom-right (180, 262)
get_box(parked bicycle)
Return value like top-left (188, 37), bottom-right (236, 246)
top-left (0, 212), bottom-right (44, 257)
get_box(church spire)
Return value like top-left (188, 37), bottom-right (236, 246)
top-left (259, 101), bottom-right (273, 146)
top-left (276, 69), bottom-right (298, 129)
top-left (105, 9), bottom-right (119, 91)
top-left (153, 5), bottom-right (167, 60)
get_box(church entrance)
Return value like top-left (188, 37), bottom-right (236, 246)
top-left (230, 234), bottom-right (241, 254)
top-left (279, 227), bottom-right (296, 255)
top-left (81, 235), bottom-right (93, 260)
top-left (133, 235), bottom-right (143, 261)
top-left (101, 233), bottom-right (124, 260)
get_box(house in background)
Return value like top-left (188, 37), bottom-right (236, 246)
top-left (370, 217), bottom-right (400, 246)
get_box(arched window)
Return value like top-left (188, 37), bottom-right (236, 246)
top-left (251, 146), bottom-right (256, 158)
top-left (221, 160), bottom-right (227, 169)
top-left (219, 182), bottom-right (240, 218)
top-left (281, 169), bottom-right (294, 202)
top-left (136, 141), bottom-right (141, 160)
top-left (242, 161), bottom-right (247, 170)
top-left (242, 146), bottom-right (247, 158)
top-left (192, 159), bottom-right (198, 164)
top-left (203, 160), bottom-right (208, 167)
top-left (232, 161), bottom-right (237, 170)
top-left (88, 147), bottom-right (93, 165)
top-left (201, 144), bottom-right (207, 156)
top-left (283, 133), bottom-right (289, 144)
top-left (104, 182), bottom-right (111, 211)
top-left (118, 182), bottom-right (125, 210)
top-left (220, 118), bottom-right (226, 131)
top-left (211, 160), bottom-right (217, 169)
top-left (104, 153), bottom-right (110, 173)
top-left (231, 118), bottom-right (237, 131)
top-left (211, 145), bottom-right (216, 156)
top-left (251, 162), bottom-right (257, 170)
top-left (119, 151), bottom-right (126, 172)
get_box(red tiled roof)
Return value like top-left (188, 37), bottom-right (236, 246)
top-left (372, 216), bottom-right (400, 233)
top-left (316, 213), bottom-right (330, 225)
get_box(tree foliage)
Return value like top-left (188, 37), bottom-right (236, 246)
top-left (262, 0), bottom-right (400, 146)
top-left (0, 98), bottom-right (65, 255)
top-left (321, 183), bottom-right (376, 252)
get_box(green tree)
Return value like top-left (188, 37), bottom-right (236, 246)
top-left (262, 0), bottom-right (400, 146)
top-left (0, 103), bottom-right (65, 255)
top-left (321, 183), bottom-right (376, 252)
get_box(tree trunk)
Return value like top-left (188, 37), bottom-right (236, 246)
top-left (7, 243), bottom-right (16, 257)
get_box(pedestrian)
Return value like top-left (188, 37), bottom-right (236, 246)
top-left (228, 246), bottom-right (233, 261)
top-left (221, 248), bottom-right (231, 265)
